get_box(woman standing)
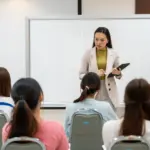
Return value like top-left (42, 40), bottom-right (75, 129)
top-left (79, 27), bottom-right (122, 109)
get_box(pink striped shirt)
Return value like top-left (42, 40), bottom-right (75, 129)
top-left (2, 120), bottom-right (69, 150)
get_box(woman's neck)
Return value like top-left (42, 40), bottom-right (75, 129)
top-left (33, 107), bottom-right (42, 123)
top-left (96, 47), bottom-right (107, 51)
top-left (86, 95), bottom-right (95, 99)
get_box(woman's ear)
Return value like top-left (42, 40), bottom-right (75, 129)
top-left (106, 39), bottom-right (109, 44)
top-left (39, 93), bottom-right (44, 102)
top-left (94, 91), bottom-right (99, 99)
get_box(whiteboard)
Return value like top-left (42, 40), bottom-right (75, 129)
top-left (27, 18), bottom-right (150, 107)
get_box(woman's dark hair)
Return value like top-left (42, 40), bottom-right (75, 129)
top-left (74, 72), bottom-right (100, 103)
top-left (119, 78), bottom-right (150, 136)
top-left (0, 67), bottom-right (11, 97)
top-left (92, 27), bottom-right (113, 48)
top-left (8, 78), bottom-right (43, 138)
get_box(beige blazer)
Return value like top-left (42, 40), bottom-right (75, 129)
top-left (79, 47), bottom-right (122, 107)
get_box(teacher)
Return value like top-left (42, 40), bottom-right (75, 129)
top-left (79, 27), bottom-right (122, 109)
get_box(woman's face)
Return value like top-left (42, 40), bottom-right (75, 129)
top-left (94, 32), bottom-right (108, 50)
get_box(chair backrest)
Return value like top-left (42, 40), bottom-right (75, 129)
top-left (70, 108), bottom-right (104, 150)
top-left (109, 136), bottom-right (150, 150)
top-left (1, 137), bottom-right (46, 150)
top-left (0, 110), bottom-right (9, 148)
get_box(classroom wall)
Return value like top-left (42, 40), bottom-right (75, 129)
top-left (0, 0), bottom-right (77, 84)
top-left (82, 0), bottom-right (135, 16)
top-left (0, 0), bottom-right (143, 84)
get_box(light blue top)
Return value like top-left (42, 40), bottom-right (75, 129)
top-left (64, 98), bottom-right (118, 138)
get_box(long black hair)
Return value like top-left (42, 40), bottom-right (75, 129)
top-left (74, 72), bottom-right (100, 103)
top-left (8, 78), bottom-right (43, 138)
top-left (92, 27), bottom-right (113, 48)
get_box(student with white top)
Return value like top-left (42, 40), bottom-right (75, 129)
top-left (0, 67), bottom-right (14, 119)
top-left (102, 78), bottom-right (150, 149)
top-left (64, 72), bottom-right (118, 139)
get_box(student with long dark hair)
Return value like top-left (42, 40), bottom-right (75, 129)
top-left (0, 67), bottom-right (13, 119)
top-left (65, 72), bottom-right (117, 138)
top-left (102, 78), bottom-right (150, 149)
top-left (79, 27), bottom-right (122, 110)
top-left (2, 78), bottom-right (68, 150)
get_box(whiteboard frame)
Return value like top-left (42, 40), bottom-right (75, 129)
top-left (26, 16), bottom-right (150, 108)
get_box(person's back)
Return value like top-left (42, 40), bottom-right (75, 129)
top-left (103, 119), bottom-right (150, 149)
top-left (2, 78), bottom-right (68, 150)
top-left (0, 67), bottom-right (13, 119)
top-left (3, 120), bottom-right (68, 150)
top-left (102, 78), bottom-right (150, 149)
top-left (64, 72), bottom-right (117, 138)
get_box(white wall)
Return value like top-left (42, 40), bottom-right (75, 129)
top-left (0, 0), bottom-right (77, 84)
top-left (82, 0), bottom-right (135, 17)
top-left (0, 0), bottom-right (142, 86)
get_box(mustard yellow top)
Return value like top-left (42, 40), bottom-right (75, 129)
top-left (96, 48), bottom-right (107, 80)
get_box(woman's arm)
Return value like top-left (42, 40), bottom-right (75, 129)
top-left (79, 50), bottom-right (90, 79)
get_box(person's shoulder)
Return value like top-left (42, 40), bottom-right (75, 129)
top-left (0, 97), bottom-right (14, 106)
top-left (108, 48), bottom-right (117, 53)
top-left (144, 120), bottom-right (150, 139)
top-left (145, 120), bottom-right (150, 128)
top-left (41, 120), bottom-right (63, 131)
top-left (84, 47), bottom-right (95, 55)
top-left (66, 103), bottom-right (76, 111)
top-left (38, 120), bottom-right (66, 140)
top-left (94, 100), bottom-right (111, 108)
top-left (42, 120), bottom-right (61, 126)
top-left (103, 119), bottom-right (121, 129)
top-left (108, 48), bottom-right (119, 57)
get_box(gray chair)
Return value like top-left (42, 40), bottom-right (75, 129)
top-left (109, 136), bottom-right (150, 150)
top-left (70, 108), bottom-right (104, 150)
top-left (0, 110), bottom-right (9, 148)
top-left (1, 137), bottom-right (46, 150)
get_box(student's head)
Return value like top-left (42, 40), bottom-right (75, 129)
top-left (8, 78), bottom-right (43, 139)
top-left (92, 27), bottom-right (112, 50)
top-left (74, 72), bottom-right (100, 103)
top-left (119, 78), bottom-right (150, 136)
top-left (0, 67), bottom-right (11, 97)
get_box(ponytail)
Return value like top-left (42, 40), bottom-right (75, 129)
top-left (73, 86), bottom-right (89, 103)
top-left (8, 100), bottom-right (38, 138)
top-left (119, 103), bottom-right (145, 136)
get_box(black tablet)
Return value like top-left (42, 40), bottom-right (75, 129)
top-left (107, 63), bottom-right (130, 78)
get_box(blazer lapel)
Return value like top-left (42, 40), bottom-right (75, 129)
top-left (105, 48), bottom-right (114, 76)
top-left (90, 47), bottom-right (99, 73)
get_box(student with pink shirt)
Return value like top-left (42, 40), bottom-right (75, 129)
top-left (2, 78), bottom-right (69, 150)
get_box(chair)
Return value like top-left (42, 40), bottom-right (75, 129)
top-left (70, 108), bottom-right (104, 150)
top-left (109, 136), bottom-right (150, 150)
top-left (1, 137), bottom-right (46, 150)
top-left (0, 110), bottom-right (9, 148)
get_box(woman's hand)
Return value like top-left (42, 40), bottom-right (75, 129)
top-left (112, 68), bottom-right (121, 75)
top-left (98, 69), bottom-right (105, 77)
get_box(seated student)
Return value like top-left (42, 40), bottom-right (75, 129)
top-left (102, 78), bottom-right (150, 149)
top-left (0, 67), bottom-right (14, 119)
top-left (64, 72), bottom-right (118, 139)
top-left (2, 78), bottom-right (69, 150)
